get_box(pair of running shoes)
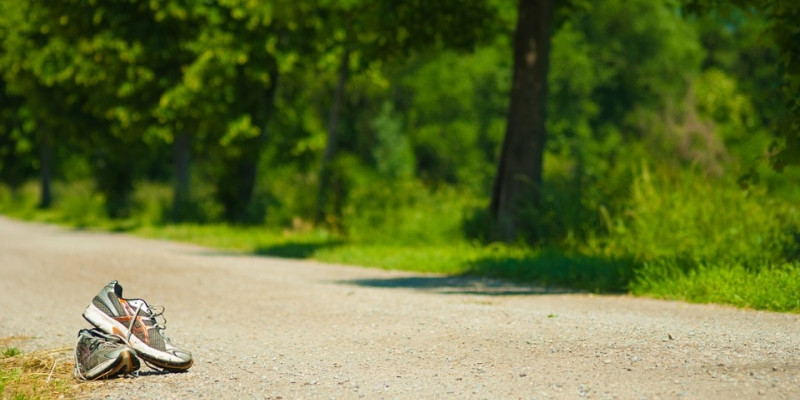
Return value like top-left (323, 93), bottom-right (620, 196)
top-left (75, 280), bottom-right (193, 380)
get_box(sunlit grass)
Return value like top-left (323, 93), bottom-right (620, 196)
top-left (0, 337), bottom-right (99, 400)
top-left (631, 261), bottom-right (800, 311)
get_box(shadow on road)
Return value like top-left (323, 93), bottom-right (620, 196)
top-left (181, 240), bottom-right (343, 259)
top-left (255, 240), bottom-right (343, 259)
top-left (337, 276), bottom-right (579, 296)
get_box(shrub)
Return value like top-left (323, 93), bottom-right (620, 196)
top-left (342, 178), bottom-right (481, 246)
top-left (593, 165), bottom-right (799, 266)
top-left (50, 180), bottom-right (107, 227)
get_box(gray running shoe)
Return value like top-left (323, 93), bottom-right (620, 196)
top-left (75, 328), bottom-right (140, 380)
top-left (83, 280), bottom-right (193, 371)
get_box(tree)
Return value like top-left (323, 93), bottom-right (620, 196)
top-left (0, 0), bottom-right (175, 216)
top-left (0, 80), bottom-right (36, 194)
top-left (683, 0), bottom-right (800, 169)
top-left (312, 0), bottom-right (498, 225)
top-left (489, 0), bottom-right (555, 241)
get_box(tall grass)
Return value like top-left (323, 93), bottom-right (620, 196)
top-left (587, 165), bottom-right (800, 310)
top-left (342, 179), bottom-right (482, 245)
top-left (598, 166), bottom-right (798, 266)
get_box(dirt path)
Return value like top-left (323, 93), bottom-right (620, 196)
top-left (1, 216), bottom-right (798, 399)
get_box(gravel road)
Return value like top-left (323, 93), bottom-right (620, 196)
top-left (0, 216), bottom-right (798, 399)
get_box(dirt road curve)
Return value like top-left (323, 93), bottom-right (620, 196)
top-left (1, 216), bottom-right (799, 399)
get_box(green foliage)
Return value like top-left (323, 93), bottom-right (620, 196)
top-left (633, 262), bottom-right (800, 312)
top-left (343, 179), bottom-right (481, 245)
top-left (130, 181), bottom-right (173, 226)
top-left (0, 182), bottom-right (41, 219)
top-left (466, 248), bottom-right (635, 292)
top-left (1, 348), bottom-right (19, 358)
top-left (577, 0), bottom-right (703, 128)
top-left (397, 43), bottom-right (509, 191)
top-left (0, 366), bottom-right (17, 397)
top-left (51, 180), bottom-right (106, 227)
top-left (683, 0), bottom-right (800, 168)
top-left (597, 165), bottom-right (799, 267)
top-left (371, 102), bottom-right (415, 180)
top-left (695, 69), bottom-right (760, 144)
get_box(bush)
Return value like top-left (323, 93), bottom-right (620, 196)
top-left (52, 180), bottom-right (106, 227)
top-left (131, 181), bottom-right (172, 226)
top-left (599, 165), bottom-right (799, 267)
top-left (0, 181), bottom-right (39, 217)
top-left (342, 178), bottom-right (481, 246)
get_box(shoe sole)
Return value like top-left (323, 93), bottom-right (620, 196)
top-left (83, 350), bottom-right (138, 380)
top-left (83, 303), bottom-right (193, 371)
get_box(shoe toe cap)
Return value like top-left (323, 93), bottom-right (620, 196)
top-left (172, 349), bottom-right (192, 362)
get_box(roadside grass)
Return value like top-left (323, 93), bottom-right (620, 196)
top-left (126, 223), bottom-right (800, 310)
top-left (0, 337), bottom-right (97, 400)
top-left (631, 260), bottom-right (800, 311)
top-left (45, 220), bottom-right (636, 293)
top-left (1, 176), bottom-right (799, 313)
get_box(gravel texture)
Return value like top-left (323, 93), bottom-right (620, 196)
top-left (1, 216), bottom-right (799, 399)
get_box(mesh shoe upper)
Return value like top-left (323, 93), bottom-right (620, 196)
top-left (91, 288), bottom-right (168, 352)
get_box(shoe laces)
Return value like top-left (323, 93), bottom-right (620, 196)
top-left (74, 352), bottom-right (89, 381)
top-left (123, 303), bottom-right (172, 342)
top-left (148, 305), bottom-right (175, 345)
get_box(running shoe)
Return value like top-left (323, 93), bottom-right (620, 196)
top-left (83, 280), bottom-right (193, 371)
top-left (74, 328), bottom-right (140, 380)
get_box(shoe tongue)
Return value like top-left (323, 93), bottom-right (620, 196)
top-left (128, 298), bottom-right (151, 315)
top-left (109, 280), bottom-right (124, 297)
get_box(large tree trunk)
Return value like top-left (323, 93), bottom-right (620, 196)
top-left (172, 131), bottom-right (191, 220)
top-left (490, 0), bottom-right (555, 242)
top-left (315, 44), bottom-right (350, 225)
top-left (38, 131), bottom-right (53, 209)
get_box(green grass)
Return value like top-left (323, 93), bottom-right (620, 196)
top-left (2, 348), bottom-right (20, 358)
top-left (100, 224), bottom-right (635, 293)
top-left (631, 261), bottom-right (800, 311)
top-left (0, 337), bottom-right (91, 400)
top-left (1, 174), bottom-right (799, 313)
top-left (121, 223), bottom-right (800, 310)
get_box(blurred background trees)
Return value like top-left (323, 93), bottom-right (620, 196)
top-left (0, 0), bottom-right (797, 256)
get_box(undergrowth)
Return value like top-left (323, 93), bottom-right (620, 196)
top-left (0, 337), bottom-right (93, 400)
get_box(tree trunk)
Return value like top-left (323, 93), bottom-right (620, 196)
top-left (97, 146), bottom-right (135, 219)
top-left (38, 131), bottom-right (53, 209)
top-left (172, 131), bottom-right (191, 220)
top-left (489, 0), bottom-right (555, 242)
top-left (218, 66), bottom-right (279, 223)
top-left (315, 44), bottom-right (351, 225)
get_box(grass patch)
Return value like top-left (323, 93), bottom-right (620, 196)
top-left (313, 243), bottom-right (489, 275)
top-left (125, 226), bottom-right (635, 293)
top-left (631, 261), bottom-right (800, 311)
top-left (0, 337), bottom-right (98, 400)
top-left (2, 348), bottom-right (20, 358)
top-left (466, 249), bottom-right (636, 293)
